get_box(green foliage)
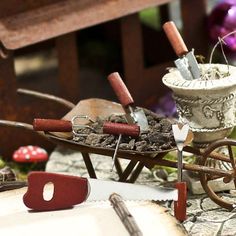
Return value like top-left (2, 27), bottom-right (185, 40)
top-left (229, 127), bottom-right (236, 139)
top-left (0, 157), bottom-right (6, 169)
top-left (0, 157), bottom-right (46, 180)
top-left (139, 7), bottom-right (160, 30)
top-left (152, 152), bottom-right (196, 175)
top-left (152, 152), bottom-right (177, 174)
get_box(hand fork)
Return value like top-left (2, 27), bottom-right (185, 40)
top-left (172, 124), bottom-right (189, 222)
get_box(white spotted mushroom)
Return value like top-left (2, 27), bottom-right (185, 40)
top-left (13, 146), bottom-right (48, 163)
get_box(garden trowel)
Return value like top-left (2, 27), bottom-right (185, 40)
top-left (163, 21), bottom-right (200, 80)
top-left (107, 72), bottom-right (149, 132)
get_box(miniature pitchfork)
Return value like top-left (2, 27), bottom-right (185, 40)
top-left (33, 118), bottom-right (140, 171)
top-left (172, 124), bottom-right (189, 221)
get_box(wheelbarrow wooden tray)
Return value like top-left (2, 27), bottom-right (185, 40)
top-left (47, 97), bottom-right (180, 158)
top-left (0, 187), bottom-right (187, 236)
top-left (46, 133), bottom-right (176, 158)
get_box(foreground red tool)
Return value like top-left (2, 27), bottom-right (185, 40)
top-left (23, 172), bottom-right (88, 211)
top-left (23, 171), bottom-right (179, 212)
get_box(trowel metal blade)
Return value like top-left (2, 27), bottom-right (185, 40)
top-left (132, 108), bottom-right (149, 132)
top-left (174, 57), bottom-right (193, 80)
top-left (174, 51), bottom-right (200, 80)
top-left (185, 51), bottom-right (200, 79)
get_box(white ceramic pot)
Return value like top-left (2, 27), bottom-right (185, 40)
top-left (162, 64), bottom-right (236, 144)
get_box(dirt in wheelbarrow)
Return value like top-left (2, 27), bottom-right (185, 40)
top-left (72, 109), bottom-right (176, 153)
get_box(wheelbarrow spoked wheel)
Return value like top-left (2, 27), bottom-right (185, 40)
top-left (199, 139), bottom-right (236, 211)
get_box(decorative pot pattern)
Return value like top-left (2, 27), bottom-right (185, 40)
top-left (162, 64), bottom-right (236, 144)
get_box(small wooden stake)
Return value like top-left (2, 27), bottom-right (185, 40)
top-left (109, 193), bottom-right (143, 236)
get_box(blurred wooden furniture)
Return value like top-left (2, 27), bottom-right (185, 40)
top-left (0, 0), bottom-right (207, 157)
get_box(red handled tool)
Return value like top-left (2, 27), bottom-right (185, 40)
top-left (33, 115), bottom-right (95, 136)
top-left (163, 21), bottom-right (200, 80)
top-left (172, 124), bottom-right (189, 222)
top-left (23, 171), bottom-right (179, 212)
top-left (107, 72), bottom-right (149, 132)
top-left (34, 118), bottom-right (140, 170)
top-left (23, 172), bottom-right (88, 211)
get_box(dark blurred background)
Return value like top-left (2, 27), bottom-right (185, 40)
top-left (0, 0), bottom-right (223, 159)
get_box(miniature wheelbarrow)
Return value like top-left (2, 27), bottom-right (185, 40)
top-left (1, 88), bottom-right (236, 214)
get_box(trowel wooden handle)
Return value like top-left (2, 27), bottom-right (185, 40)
top-left (23, 171), bottom-right (88, 211)
top-left (107, 72), bottom-right (134, 107)
top-left (33, 118), bottom-right (72, 132)
top-left (163, 21), bottom-right (188, 57)
top-left (103, 122), bottom-right (140, 137)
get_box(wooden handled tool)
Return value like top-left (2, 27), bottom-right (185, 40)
top-left (163, 21), bottom-right (200, 80)
top-left (172, 124), bottom-right (189, 222)
top-left (103, 122), bottom-right (140, 138)
top-left (107, 72), bottom-right (149, 132)
top-left (33, 119), bottom-right (72, 132)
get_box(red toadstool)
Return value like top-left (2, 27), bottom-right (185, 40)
top-left (13, 146), bottom-right (48, 163)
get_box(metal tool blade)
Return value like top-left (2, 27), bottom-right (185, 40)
top-left (133, 108), bottom-right (149, 131)
top-left (172, 124), bottom-right (189, 182)
top-left (174, 51), bottom-right (200, 80)
top-left (126, 107), bottom-right (149, 132)
top-left (175, 58), bottom-right (193, 80)
top-left (185, 51), bottom-right (201, 79)
top-left (87, 178), bottom-right (178, 201)
top-left (172, 124), bottom-right (189, 152)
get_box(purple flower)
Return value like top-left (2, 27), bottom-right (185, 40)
top-left (151, 92), bottom-right (177, 117)
top-left (208, 0), bottom-right (236, 52)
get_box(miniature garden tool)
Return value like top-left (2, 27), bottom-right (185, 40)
top-left (34, 118), bottom-right (140, 170)
top-left (107, 72), bottom-right (149, 132)
top-left (33, 115), bottom-right (95, 136)
top-left (23, 171), bottom-right (178, 212)
top-left (103, 122), bottom-right (140, 171)
top-left (172, 124), bottom-right (189, 222)
top-left (163, 21), bottom-right (200, 80)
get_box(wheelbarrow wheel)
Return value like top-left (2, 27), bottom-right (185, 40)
top-left (199, 138), bottom-right (236, 210)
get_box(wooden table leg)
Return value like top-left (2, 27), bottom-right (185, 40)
top-left (180, 0), bottom-right (208, 54)
top-left (56, 32), bottom-right (80, 103)
top-left (120, 13), bottom-right (143, 102)
top-left (81, 152), bottom-right (97, 178)
top-left (0, 55), bottom-right (17, 120)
